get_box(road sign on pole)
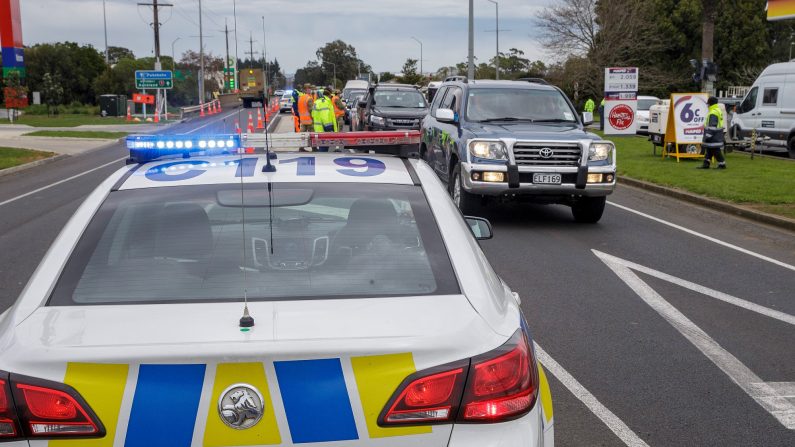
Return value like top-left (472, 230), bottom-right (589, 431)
top-left (135, 70), bottom-right (173, 89)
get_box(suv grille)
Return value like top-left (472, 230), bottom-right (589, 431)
top-left (389, 118), bottom-right (419, 127)
top-left (512, 143), bottom-right (582, 166)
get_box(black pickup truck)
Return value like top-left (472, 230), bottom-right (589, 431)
top-left (420, 80), bottom-right (617, 223)
top-left (353, 84), bottom-right (429, 131)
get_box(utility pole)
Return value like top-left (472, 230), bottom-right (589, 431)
top-left (247, 33), bottom-right (256, 69)
top-left (468, 0), bottom-right (475, 80)
top-left (102, 0), bottom-right (109, 65)
top-left (222, 20), bottom-right (231, 93)
top-left (262, 16), bottom-right (269, 95)
top-left (233, 0), bottom-right (240, 92)
top-left (138, 0), bottom-right (173, 117)
top-left (198, 0), bottom-right (205, 103)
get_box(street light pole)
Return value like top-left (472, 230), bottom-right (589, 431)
top-left (262, 16), bottom-right (268, 96)
top-left (468, 0), bottom-right (475, 80)
top-left (198, 0), bottom-right (204, 104)
top-left (487, 0), bottom-right (499, 80)
top-left (233, 0), bottom-right (239, 92)
top-left (102, 0), bottom-right (109, 65)
top-left (171, 37), bottom-right (181, 71)
top-left (411, 37), bottom-right (423, 79)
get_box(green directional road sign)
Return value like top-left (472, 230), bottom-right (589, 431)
top-left (135, 70), bottom-right (173, 89)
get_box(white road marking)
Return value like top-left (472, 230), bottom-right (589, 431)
top-left (760, 382), bottom-right (795, 398)
top-left (534, 342), bottom-right (650, 447)
top-left (594, 251), bottom-right (795, 327)
top-left (607, 201), bottom-right (795, 273)
top-left (594, 250), bottom-right (795, 429)
top-left (0, 156), bottom-right (127, 208)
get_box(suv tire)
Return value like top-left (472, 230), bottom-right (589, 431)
top-left (571, 196), bottom-right (606, 223)
top-left (451, 164), bottom-right (481, 215)
top-left (788, 135), bottom-right (795, 159)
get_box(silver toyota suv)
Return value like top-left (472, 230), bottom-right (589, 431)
top-left (420, 79), bottom-right (617, 223)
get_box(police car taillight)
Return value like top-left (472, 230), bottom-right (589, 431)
top-left (378, 329), bottom-right (538, 426)
top-left (0, 371), bottom-right (104, 440)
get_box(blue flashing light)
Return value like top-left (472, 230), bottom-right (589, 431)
top-left (126, 134), bottom-right (241, 163)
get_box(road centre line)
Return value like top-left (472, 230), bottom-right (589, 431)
top-left (595, 251), bottom-right (795, 430)
top-left (593, 250), bottom-right (795, 326)
top-left (0, 157), bottom-right (127, 208)
top-left (534, 342), bottom-right (650, 447)
top-left (607, 201), bottom-right (795, 273)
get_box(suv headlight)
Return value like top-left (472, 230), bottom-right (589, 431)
top-left (589, 142), bottom-right (614, 161)
top-left (370, 115), bottom-right (385, 126)
top-left (469, 140), bottom-right (508, 160)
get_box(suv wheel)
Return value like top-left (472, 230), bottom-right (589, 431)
top-left (451, 164), bottom-right (481, 214)
top-left (788, 135), bottom-right (795, 159)
top-left (571, 196), bottom-right (606, 223)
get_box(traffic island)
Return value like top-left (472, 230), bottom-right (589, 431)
top-left (0, 147), bottom-right (59, 171)
top-left (601, 132), bottom-right (795, 228)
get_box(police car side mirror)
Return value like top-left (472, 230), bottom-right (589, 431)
top-left (436, 108), bottom-right (456, 123)
top-left (465, 216), bottom-right (493, 240)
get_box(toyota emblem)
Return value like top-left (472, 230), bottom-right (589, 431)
top-left (539, 147), bottom-right (554, 159)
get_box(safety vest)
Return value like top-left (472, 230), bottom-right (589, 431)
top-left (312, 97), bottom-right (337, 132)
top-left (707, 104), bottom-right (724, 129)
top-left (584, 99), bottom-right (595, 112)
top-left (600, 98), bottom-right (605, 107)
top-left (297, 94), bottom-right (313, 125)
top-left (332, 95), bottom-right (344, 118)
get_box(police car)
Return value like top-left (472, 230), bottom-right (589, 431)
top-left (0, 131), bottom-right (554, 446)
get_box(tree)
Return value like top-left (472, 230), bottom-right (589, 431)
top-left (398, 59), bottom-right (422, 85)
top-left (536, 0), bottom-right (598, 58)
top-left (107, 46), bottom-right (135, 65)
top-left (41, 73), bottom-right (64, 115)
top-left (25, 42), bottom-right (107, 104)
top-left (379, 72), bottom-right (396, 83)
top-left (315, 40), bottom-right (370, 86)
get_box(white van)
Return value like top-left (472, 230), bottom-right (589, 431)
top-left (733, 62), bottom-right (795, 157)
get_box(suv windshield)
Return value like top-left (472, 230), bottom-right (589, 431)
top-left (466, 88), bottom-right (578, 123)
top-left (373, 90), bottom-right (428, 108)
top-left (49, 183), bottom-right (458, 305)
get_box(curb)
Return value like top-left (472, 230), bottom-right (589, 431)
top-left (618, 176), bottom-right (795, 232)
top-left (0, 153), bottom-right (70, 178)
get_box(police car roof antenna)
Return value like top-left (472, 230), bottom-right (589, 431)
top-left (238, 135), bottom-right (255, 329)
top-left (262, 104), bottom-right (276, 172)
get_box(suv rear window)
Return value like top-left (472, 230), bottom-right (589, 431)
top-left (49, 183), bottom-right (459, 305)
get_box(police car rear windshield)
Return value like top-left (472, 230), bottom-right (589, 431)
top-left (48, 183), bottom-right (459, 305)
top-left (466, 88), bottom-right (577, 123)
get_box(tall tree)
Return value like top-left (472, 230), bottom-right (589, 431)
top-left (398, 59), bottom-right (422, 85)
top-left (24, 42), bottom-right (106, 104)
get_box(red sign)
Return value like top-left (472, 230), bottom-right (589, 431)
top-left (609, 104), bottom-right (634, 131)
top-left (133, 93), bottom-right (155, 105)
top-left (3, 86), bottom-right (27, 109)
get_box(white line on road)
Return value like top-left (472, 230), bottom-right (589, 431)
top-left (595, 250), bottom-right (795, 429)
top-left (593, 250), bottom-right (795, 326)
top-left (534, 342), bottom-right (650, 447)
top-left (0, 157), bottom-right (127, 208)
top-left (607, 201), bottom-right (795, 273)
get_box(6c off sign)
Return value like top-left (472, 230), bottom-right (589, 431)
top-left (671, 94), bottom-right (708, 144)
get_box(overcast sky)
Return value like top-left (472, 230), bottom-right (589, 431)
top-left (20, 0), bottom-right (550, 74)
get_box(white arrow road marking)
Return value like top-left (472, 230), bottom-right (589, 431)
top-left (594, 250), bottom-right (795, 429)
top-left (535, 342), bottom-right (650, 447)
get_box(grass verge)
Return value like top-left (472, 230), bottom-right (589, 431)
top-left (599, 132), bottom-right (795, 220)
top-left (3, 115), bottom-right (137, 128)
top-left (0, 147), bottom-right (57, 170)
top-left (24, 130), bottom-right (129, 139)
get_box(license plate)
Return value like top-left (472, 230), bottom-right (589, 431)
top-left (532, 173), bottom-right (562, 184)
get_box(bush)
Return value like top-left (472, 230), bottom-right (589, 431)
top-left (22, 102), bottom-right (99, 116)
top-left (22, 104), bottom-right (51, 115)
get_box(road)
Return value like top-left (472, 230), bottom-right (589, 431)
top-left (1, 111), bottom-right (793, 446)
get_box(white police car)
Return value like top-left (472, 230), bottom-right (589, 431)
top-left (0, 132), bottom-right (553, 446)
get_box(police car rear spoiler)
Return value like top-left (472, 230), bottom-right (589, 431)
top-left (125, 131), bottom-right (421, 164)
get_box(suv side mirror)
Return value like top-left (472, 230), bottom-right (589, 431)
top-left (465, 216), bottom-right (493, 240)
top-left (358, 100), bottom-right (367, 108)
top-left (436, 108), bottom-right (457, 123)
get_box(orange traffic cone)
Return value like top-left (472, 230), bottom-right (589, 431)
top-left (247, 111), bottom-right (254, 133)
top-left (154, 107), bottom-right (160, 123)
top-left (200, 102), bottom-right (205, 117)
top-left (235, 119), bottom-right (242, 135)
top-left (126, 105), bottom-right (132, 122)
top-left (257, 108), bottom-right (264, 129)
top-left (217, 101), bottom-right (223, 113)
top-left (212, 101), bottom-right (218, 114)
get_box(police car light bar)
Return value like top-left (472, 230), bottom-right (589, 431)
top-left (126, 134), bottom-right (241, 163)
top-left (125, 131), bottom-right (421, 164)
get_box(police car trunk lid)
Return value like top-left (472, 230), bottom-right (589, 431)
top-left (6, 294), bottom-right (504, 446)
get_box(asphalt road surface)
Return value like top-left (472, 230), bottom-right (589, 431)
top-left (1, 112), bottom-right (793, 446)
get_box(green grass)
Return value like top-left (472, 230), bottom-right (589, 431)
top-left (24, 130), bottom-right (129, 139)
top-left (600, 132), bottom-right (795, 219)
top-left (0, 147), bottom-right (57, 170)
top-left (2, 114), bottom-right (137, 127)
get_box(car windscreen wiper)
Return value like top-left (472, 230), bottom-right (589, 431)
top-left (476, 117), bottom-right (533, 122)
top-left (532, 118), bottom-right (577, 123)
